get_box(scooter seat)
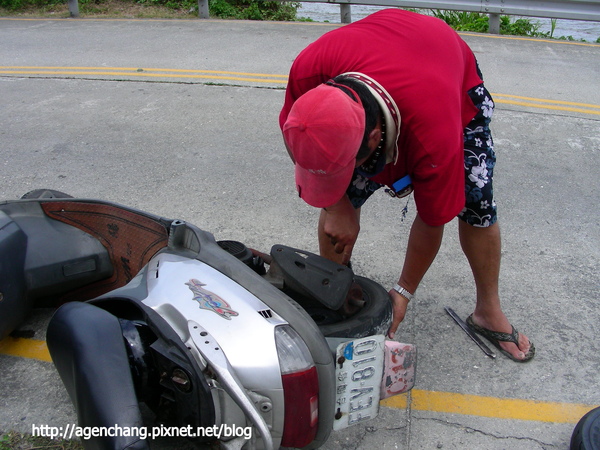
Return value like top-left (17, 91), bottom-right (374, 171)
top-left (47, 302), bottom-right (149, 450)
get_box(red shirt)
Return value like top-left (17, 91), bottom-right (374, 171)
top-left (280, 9), bottom-right (483, 226)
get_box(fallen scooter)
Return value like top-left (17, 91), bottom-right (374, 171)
top-left (0, 189), bottom-right (416, 449)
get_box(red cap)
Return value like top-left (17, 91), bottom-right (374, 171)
top-left (283, 84), bottom-right (365, 208)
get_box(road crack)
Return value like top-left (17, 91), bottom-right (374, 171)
top-left (416, 417), bottom-right (558, 449)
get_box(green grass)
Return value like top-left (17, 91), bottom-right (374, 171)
top-left (0, 0), bottom-right (299, 20)
top-left (0, 430), bottom-right (83, 450)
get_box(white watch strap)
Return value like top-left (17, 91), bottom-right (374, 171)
top-left (392, 284), bottom-right (414, 302)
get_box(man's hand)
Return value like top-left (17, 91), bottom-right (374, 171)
top-left (387, 289), bottom-right (410, 339)
top-left (318, 195), bottom-right (360, 266)
top-left (386, 215), bottom-right (444, 339)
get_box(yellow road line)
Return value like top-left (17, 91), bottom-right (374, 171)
top-left (459, 31), bottom-right (600, 47)
top-left (0, 337), bottom-right (52, 362)
top-left (382, 390), bottom-right (598, 424)
top-left (1, 336), bottom-right (597, 424)
top-left (0, 66), bottom-right (288, 78)
top-left (0, 66), bottom-right (287, 84)
top-left (492, 93), bottom-right (600, 115)
top-left (2, 66), bottom-right (599, 116)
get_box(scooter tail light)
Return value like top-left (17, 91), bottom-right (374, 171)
top-left (275, 325), bottom-right (319, 448)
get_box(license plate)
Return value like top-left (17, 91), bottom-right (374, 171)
top-left (333, 335), bottom-right (385, 430)
top-left (380, 341), bottom-right (417, 399)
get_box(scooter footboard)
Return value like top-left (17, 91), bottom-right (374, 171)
top-left (47, 302), bottom-right (149, 450)
top-left (40, 201), bottom-right (169, 303)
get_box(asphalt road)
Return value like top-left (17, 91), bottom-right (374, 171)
top-left (0, 15), bottom-right (599, 450)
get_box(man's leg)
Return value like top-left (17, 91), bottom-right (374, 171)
top-left (458, 220), bottom-right (532, 360)
top-left (459, 81), bottom-right (532, 360)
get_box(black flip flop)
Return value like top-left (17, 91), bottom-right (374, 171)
top-left (466, 314), bottom-right (535, 363)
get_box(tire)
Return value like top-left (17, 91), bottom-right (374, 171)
top-left (305, 275), bottom-right (392, 339)
top-left (571, 406), bottom-right (600, 450)
top-left (21, 189), bottom-right (73, 199)
top-left (213, 240), bottom-right (393, 339)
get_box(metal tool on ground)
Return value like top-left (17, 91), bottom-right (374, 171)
top-left (445, 307), bottom-right (496, 359)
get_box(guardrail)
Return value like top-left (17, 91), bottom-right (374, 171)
top-left (309, 0), bottom-right (600, 22)
top-left (66, 0), bottom-right (600, 35)
top-left (337, 0), bottom-right (599, 31)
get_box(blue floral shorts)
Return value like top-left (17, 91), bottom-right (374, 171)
top-left (459, 83), bottom-right (497, 227)
top-left (346, 83), bottom-right (497, 228)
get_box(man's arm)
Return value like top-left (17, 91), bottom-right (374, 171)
top-left (388, 213), bottom-right (444, 338)
top-left (282, 129), bottom-right (359, 266)
top-left (318, 195), bottom-right (360, 266)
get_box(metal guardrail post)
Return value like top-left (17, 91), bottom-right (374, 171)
top-left (198, 0), bottom-right (210, 18)
top-left (340, 4), bottom-right (352, 23)
top-left (485, 0), bottom-right (501, 33)
top-left (488, 13), bottom-right (500, 33)
top-left (67, 0), bottom-right (79, 17)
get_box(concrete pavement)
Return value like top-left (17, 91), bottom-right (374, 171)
top-left (0, 16), bottom-right (599, 449)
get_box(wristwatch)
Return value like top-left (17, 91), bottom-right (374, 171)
top-left (392, 284), bottom-right (414, 302)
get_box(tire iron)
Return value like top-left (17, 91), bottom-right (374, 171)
top-left (445, 307), bottom-right (496, 359)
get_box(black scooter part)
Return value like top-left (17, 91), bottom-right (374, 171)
top-left (270, 245), bottom-right (353, 310)
top-left (47, 302), bottom-right (149, 450)
top-left (89, 296), bottom-right (216, 434)
top-left (218, 240), bottom-right (266, 275)
top-left (0, 200), bottom-right (113, 307)
top-left (571, 406), bottom-right (600, 450)
top-left (20, 189), bottom-right (73, 200)
top-left (0, 211), bottom-right (29, 340)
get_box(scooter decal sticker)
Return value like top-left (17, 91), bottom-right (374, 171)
top-left (186, 279), bottom-right (239, 320)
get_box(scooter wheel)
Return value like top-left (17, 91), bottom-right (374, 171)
top-left (571, 406), bottom-right (600, 450)
top-left (21, 189), bottom-right (73, 199)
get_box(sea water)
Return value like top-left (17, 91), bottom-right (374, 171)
top-left (297, 3), bottom-right (600, 42)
